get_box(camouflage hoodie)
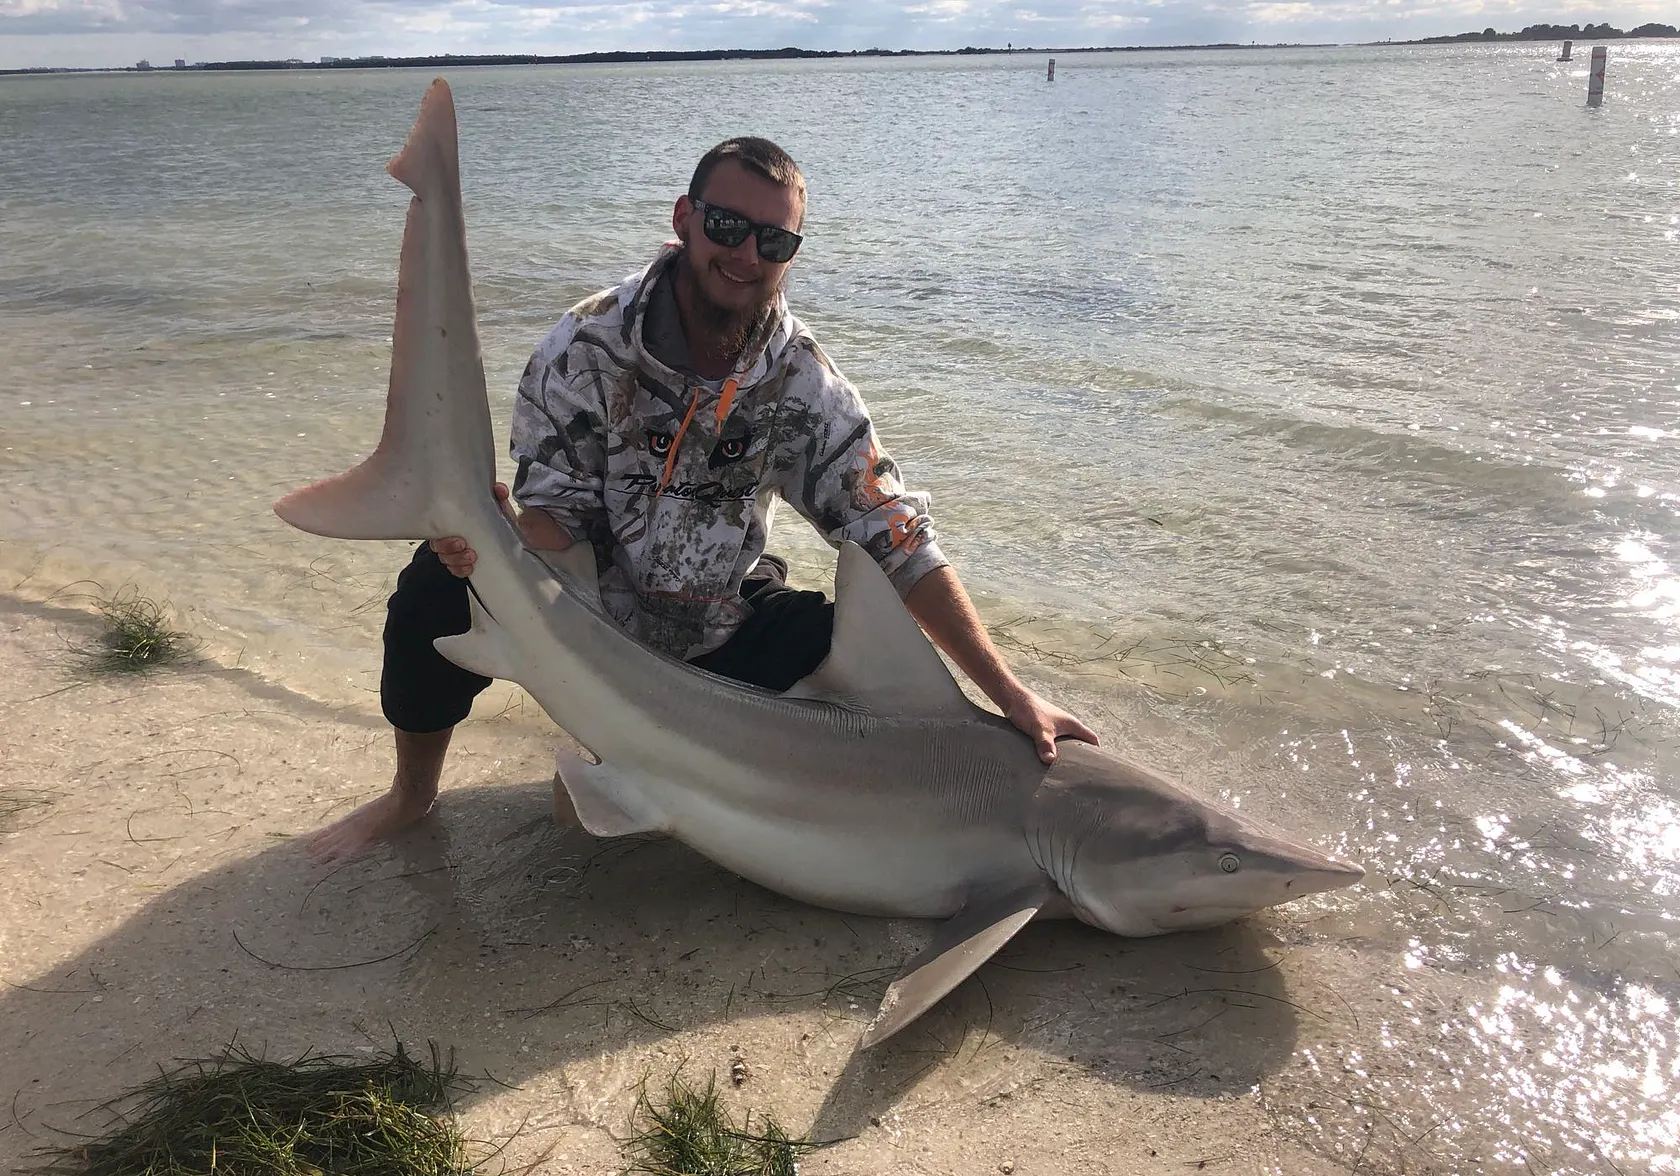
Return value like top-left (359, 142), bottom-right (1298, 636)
top-left (510, 244), bottom-right (948, 660)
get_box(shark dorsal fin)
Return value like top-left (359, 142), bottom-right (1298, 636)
top-left (783, 542), bottom-right (976, 717)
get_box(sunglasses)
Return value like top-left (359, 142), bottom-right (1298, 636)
top-left (691, 199), bottom-right (803, 264)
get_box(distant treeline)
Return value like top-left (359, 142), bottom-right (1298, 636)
top-left (5, 29), bottom-right (1673, 76)
top-left (182, 44), bottom-right (1305, 71)
top-left (1405, 21), bottom-right (1677, 44)
top-left (3, 44), bottom-right (1320, 76)
top-left (216, 47), bottom-right (915, 70)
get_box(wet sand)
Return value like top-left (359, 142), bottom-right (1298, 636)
top-left (0, 595), bottom-right (1380, 1175)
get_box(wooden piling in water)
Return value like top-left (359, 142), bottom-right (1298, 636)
top-left (1587, 46), bottom-right (1606, 107)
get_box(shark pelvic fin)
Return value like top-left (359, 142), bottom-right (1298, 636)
top-left (433, 590), bottom-right (523, 681)
top-left (555, 749), bottom-right (666, 837)
top-left (783, 541), bottom-right (976, 717)
top-left (860, 879), bottom-right (1051, 1049)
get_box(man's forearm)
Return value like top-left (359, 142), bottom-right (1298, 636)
top-left (904, 566), bottom-right (1025, 710)
top-left (890, 562), bottom-right (1101, 764)
top-left (514, 502), bottom-right (575, 551)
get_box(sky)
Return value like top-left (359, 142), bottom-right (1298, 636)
top-left (0, 0), bottom-right (1673, 71)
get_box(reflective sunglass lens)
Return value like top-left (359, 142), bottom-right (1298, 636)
top-left (757, 232), bottom-right (799, 263)
top-left (703, 209), bottom-right (751, 248)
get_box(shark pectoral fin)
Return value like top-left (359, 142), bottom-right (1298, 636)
top-left (784, 542), bottom-right (979, 719)
top-left (859, 880), bottom-right (1051, 1049)
top-left (432, 589), bottom-right (522, 680)
top-left (555, 750), bottom-right (665, 837)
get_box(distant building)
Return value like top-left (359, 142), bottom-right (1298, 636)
top-left (174, 58), bottom-right (185, 68)
top-left (135, 59), bottom-right (153, 70)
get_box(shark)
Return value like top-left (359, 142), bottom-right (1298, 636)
top-left (274, 78), bottom-right (1365, 1049)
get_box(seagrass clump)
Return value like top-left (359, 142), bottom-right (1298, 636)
top-left (85, 591), bottom-right (194, 675)
top-left (30, 1041), bottom-right (476, 1176)
top-left (624, 1070), bottom-right (811, 1176)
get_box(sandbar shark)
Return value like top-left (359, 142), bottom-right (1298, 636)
top-left (274, 79), bottom-right (1364, 1048)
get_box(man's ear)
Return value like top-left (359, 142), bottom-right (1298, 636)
top-left (672, 195), bottom-right (693, 242)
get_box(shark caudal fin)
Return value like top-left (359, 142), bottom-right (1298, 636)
top-left (273, 78), bottom-right (495, 542)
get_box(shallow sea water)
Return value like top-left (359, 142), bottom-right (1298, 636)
top-left (2, 43), bottom-right (1678, 1173)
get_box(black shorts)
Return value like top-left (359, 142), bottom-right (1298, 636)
top-left (381, 543), bottom-right (834, 733)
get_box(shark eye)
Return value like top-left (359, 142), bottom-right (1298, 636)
top-left (1218, 853), bottom-right (1241, 874)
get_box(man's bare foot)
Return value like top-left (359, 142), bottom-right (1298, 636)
top-left (307, 786), bottom-right (437, 863)
top-left (306, 727), bottom-right (453, 863)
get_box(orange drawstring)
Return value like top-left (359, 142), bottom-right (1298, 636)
top-left (656, 388), bottom-right (701, 497)
top-left (713, 376), bottom-right (739, 430)
top-left (655, 377), bottom-right (740, 498)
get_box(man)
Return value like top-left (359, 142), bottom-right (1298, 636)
top-left (308, 137), bottom-right (1097, 863)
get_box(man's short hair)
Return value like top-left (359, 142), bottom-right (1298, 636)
top-left (689, 137), bottom-right (807, 214)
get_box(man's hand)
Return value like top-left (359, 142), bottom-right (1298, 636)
top-left (429, 533), bottom-right (480, 578)
top-left (1000, 683), bottom-right (1099, 766)
top-left (431, 483), bottom-right (570, 578)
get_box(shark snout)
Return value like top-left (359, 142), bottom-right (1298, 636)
top-left (1232, 822), bottom-right (1365, 895)
top-left (1288, 855), bottom-right (1366, 896)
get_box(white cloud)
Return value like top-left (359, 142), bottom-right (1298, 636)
top-left (902, 1), bottom-right (973, 18)
top-left (1, 0), bottom-right (1673, 69)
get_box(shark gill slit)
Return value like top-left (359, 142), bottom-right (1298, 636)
top-left (1066, 827), bottom-right (1086, 899)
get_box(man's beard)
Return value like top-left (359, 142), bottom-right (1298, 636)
top-left (677, 253), bottom-right (782, 358)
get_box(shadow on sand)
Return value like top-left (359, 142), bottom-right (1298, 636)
top-left (2, 781), bottom-right (1316, 1156)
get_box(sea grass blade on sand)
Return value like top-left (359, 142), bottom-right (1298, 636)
top-left (0, 787), bottom-right (56, 834)
top-left (29, 1041), bottom-right (478, 1176)
top-left (624, 1071), bottom-right (811, 1176)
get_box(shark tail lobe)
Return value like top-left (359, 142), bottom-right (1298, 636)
top-left (271, 448), bottom-right (436, 540)
top-left (385, 78), bottom-right (460, 197)
top-left (273, 77), bottom-right (492, 543)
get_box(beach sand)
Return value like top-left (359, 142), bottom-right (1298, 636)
top-left (0, 594), bottom-right (1365, 1175)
